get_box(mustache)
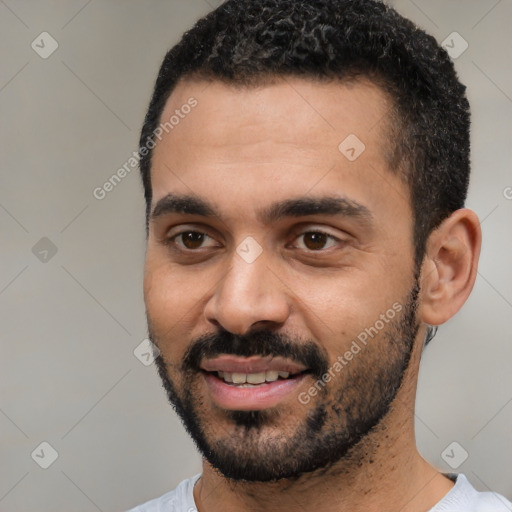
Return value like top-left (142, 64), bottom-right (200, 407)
top-left (182, 328), bottom-right (329, 379)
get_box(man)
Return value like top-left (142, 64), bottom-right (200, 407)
top-left (128, 0), bottom-right (511, 510)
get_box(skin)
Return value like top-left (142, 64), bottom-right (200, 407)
top-left (144, 76), bottom-right (481, 512)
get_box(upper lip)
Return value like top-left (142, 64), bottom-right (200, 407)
top-left (200, 355), bottom-right (307, 374)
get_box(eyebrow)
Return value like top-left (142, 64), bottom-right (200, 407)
top-left (151, 193), bottom-right (216, 219)
top-left (150, 193), bottom-right (373, 226)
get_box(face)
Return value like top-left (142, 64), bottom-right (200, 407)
top-left (144, 77), bottom-right (420, 481)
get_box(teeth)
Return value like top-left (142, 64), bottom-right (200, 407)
top-left (247, 372), bottom-right (266, 384)
top-left (217, 371), bottom-right (232, 382)
top-left (265, 370), bottom-right (279, 382)
top-left (217, 370), bottom-right (292, 384)
top-left (231, 373), bottom-right (247, 384)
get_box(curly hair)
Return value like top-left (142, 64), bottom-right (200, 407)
top-left (139, 0), bottom-right (470, 268)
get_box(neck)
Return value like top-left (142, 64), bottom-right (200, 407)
top-left (194, 339), bottom-right (454, 512)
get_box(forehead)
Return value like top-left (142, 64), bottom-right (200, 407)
top-left (150, 76), bottom-right (407, 222)
top-left (157, 75), bottom-right (392, 153)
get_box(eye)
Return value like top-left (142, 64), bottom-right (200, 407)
top-left (292, 230), bottom-right (341, 251)
top-left (168, 230), bottom-right (219, 250)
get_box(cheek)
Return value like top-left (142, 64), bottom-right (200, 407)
top-left (290, 269), bottom-right (407, 355)
top-left (143, 256), bottom-right (205, 345)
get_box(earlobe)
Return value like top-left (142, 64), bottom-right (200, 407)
top-left (419, 209), bottom-right (481, 326)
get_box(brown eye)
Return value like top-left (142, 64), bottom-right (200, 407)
top-left (302, 232), bottom-right (328, 250)
top-left (180, 232), bottom-right (205, 249)
top-left (294, 231), bottom-right (339, 251)
top-left (171, 231), bottom-right (215, 250)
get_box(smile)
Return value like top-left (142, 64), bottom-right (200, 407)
top-left (199, 355), bottom-right (311, 410)
top-left (215, 369), bottom-right (297, 385)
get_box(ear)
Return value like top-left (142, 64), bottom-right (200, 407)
top-left (419, 208), bottom-right (481, 326)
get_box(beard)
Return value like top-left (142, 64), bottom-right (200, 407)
top-left (148, 277), bottom-right (420, 482)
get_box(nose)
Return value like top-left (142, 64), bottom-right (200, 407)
top-left (203, 248), bottom-right (291, 335)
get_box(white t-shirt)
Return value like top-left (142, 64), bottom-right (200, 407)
top-left (126, 473), bottom-right (512, 512)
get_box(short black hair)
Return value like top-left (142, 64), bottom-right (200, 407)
top-left (139, 0), bottom-right (470, 266)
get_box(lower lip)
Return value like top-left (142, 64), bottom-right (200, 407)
top-left (203, 372), bottom-right (309, 410)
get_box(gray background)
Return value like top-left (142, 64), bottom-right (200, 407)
top-left (0, 1), bottom-right (510, 510)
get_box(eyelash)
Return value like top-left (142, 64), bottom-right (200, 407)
top-left (165, 229), bottom-right (342, 252)
top-left (165, 231), bottom-right (219, 251)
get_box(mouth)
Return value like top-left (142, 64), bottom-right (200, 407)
top-left (200, 355), bottom-right (312, 410)
top-left (205, 369), bottom-right (309, 386)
